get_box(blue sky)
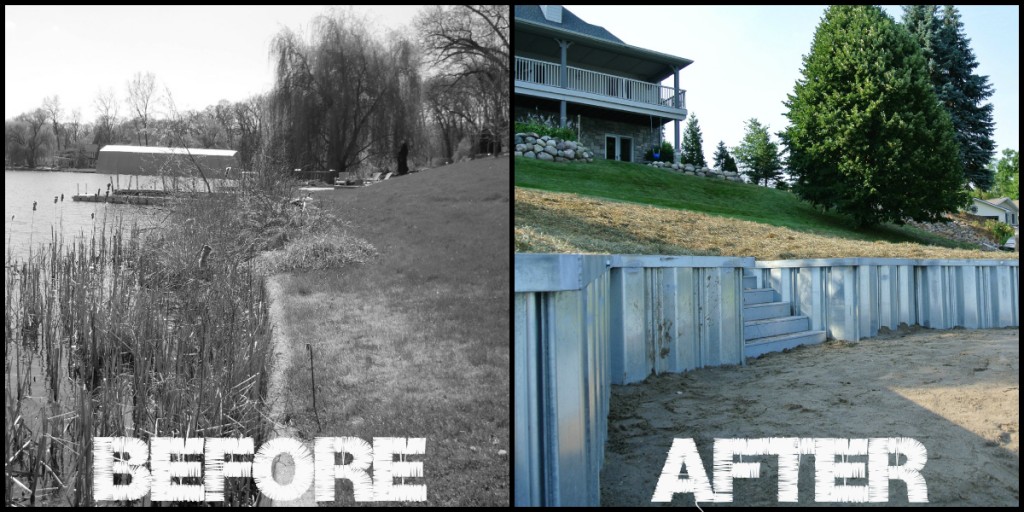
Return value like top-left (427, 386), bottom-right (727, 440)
top-left (5, 5), bottom-right (424, 120)
top-left (566, 5), bottom-right (1020, 164)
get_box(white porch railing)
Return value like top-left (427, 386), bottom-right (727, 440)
top-left (515, 56), bottom-right (685, 111)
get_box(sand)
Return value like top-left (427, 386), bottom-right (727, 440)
top-left (601, 327), bottom-right (1019, 506)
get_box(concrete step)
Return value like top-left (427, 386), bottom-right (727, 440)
top-left (743, 288), bottom-right (775, 305)
top-left (744, 315), bottom-right (810, 341)
top-left (743, 301), bottom-right (791, 321)
top-left (745, 330), bottom-right (827, 359)
top-left (742, 275), bottom-right (757, 289)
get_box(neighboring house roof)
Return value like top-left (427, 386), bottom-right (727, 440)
top-left (514, 5), bottom-right (624, 44)
top-left (99, 145), bottom-right (237, 158)
top-left (96, 145), bottom-right (238, 178)
top-left (971, 197), bottom-right (1014, 213)
top-left (987, 197), bottom-right (1019, 212)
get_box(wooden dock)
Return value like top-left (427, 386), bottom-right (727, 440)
top-left (72, 194), bottom-right (174, 205)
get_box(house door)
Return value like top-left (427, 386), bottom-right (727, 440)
top-left (605, 135), bottom-right (633, 162)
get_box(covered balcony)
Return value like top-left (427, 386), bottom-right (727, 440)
top-left (515, 56), bottom-right (686, 120)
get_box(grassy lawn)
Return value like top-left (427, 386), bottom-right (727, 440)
top-left (273, 158), bottom-right (509, 505)
top-left (515, 156), bottom-right (981, 249)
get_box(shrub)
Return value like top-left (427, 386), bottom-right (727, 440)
top-left (984, 219), bottom-right (1014, 246)
top-left (514, 112), bottom-right (577, 141)
top-left (452, 135), bottom-right (475, 161)
top-left (643, 141), bottom-right (675, 163)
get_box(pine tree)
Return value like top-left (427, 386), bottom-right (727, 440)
top-left (712, 140), bottom-right (730, 170)
top-left (680, 114), bottom-right (707, 168)
top-left (723, 153), bottom-right (738, 173)
top-left (902, 5), bottom-right (996, 190)
top-left (732, 118), bottom-right (781, 187)
top-left (781, 5), bottom-right (967, 227)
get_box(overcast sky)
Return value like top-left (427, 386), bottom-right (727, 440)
top-left (4, 5), bottom-right (424, 120)
top-left (565, 5), bottom-right (1020, 160)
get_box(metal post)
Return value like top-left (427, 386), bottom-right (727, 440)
top-left (558, 39), bottom-right (572, 127)
top-left (673, 67), bottom-right (681, 165)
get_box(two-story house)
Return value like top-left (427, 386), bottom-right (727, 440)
top-left (514, 5), bottom-right (692, 164)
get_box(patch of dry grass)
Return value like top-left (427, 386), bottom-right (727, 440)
top-left (516, 187), bottom-right (1017, 260)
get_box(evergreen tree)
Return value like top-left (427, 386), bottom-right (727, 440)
top-left (781, 5), bottom-right (967, 227)
top-left (723, 153), bottom-right (738, 173)
top-left (680, 114), bottom-right (707, 168)
top-left (903, 5), bottom-right (996, 190)
top-left (732, 118), bottom-right (781, 187)
top-left (712, 140), bottom-right (731, 170)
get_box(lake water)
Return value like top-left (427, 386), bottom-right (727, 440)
top-left (3, 171), bottom-right (183, 263)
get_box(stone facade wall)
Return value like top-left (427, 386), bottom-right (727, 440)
top-left (515, 104), bottom-right (660, 163)
top-left (576, 115), bottom-right (657, 164)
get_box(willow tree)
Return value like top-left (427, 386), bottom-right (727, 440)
top-left (269, 10), bottom-right (422, 181)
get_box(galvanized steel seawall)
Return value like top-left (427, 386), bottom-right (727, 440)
top-left (752, 258), bottom-right (1019, 341)
top-left (513, 254), bottom-right (752, 506)
top-left (514, 254), bottom-right (1019, 506)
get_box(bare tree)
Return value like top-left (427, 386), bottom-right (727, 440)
top-left (234, 94), bottom-right (267, 171)
top-left (163, 88), bottom-right (212, 193)
top-left (65, 108), bottom-right (82, 149)
top-left (94, 87), bottom-right (120, 147)
top-left (417, 5), bottom-right (509, 78)
top-left (127, 71), bottom-right (157, 146)
top-left (416, 5), bottom-right (510, 155)
top-left (43, 95), bottom-right (63, 153)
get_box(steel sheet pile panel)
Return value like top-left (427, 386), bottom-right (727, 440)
top-left (610, 267), bottom-right (647, 384)
top-left (514, 255), bottom-right (613, 506)
top-left (756, 258), bottom-right (1018, 343)
top-left (610, 264), bottom-right (746, 384)
top-left (513, 253), bottom-right (751, 505)
top-left (514, 293), bottom-right (540, 506)
top-left (673, 267), bottom-right (700, 372)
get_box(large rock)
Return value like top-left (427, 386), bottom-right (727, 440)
top-left (543, 145), bottom-right (558, 156)
top-left (537, 152), bottom-right (554, 161)
top-left (524, 151), bottom-right (536, 159)
top-left (672, 163), bottom-right (680, 170)
top-left (684, 163), bottom-right (695, 172)
top-left (563, 149), bottom-right (575, 160)
top-left (554, 156), bottom-right (568, 163)
top-left (515, 134), bottom-right (523, 145)
top-left (564, 140), bottom-right (577, 151)
top-left (533, 144), bottom-right (544, 154)
top-left (525, 136), bottom-right (536, 144)
top-left (515, 144), bottom-right (527, 153)
top-left (545, 139), bottom-right (557, 148)
top-left (514, 151), bottom-right (523, 157)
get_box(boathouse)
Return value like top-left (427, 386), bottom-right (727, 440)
top-left (95, 145), bottom-right (239, 178)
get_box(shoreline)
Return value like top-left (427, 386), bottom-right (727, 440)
top-left (5, 167), bottom-right (97, 173)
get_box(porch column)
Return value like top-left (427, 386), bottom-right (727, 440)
top-left (558, 39), bottom-right (572, 127)
top-left (673, 67), bottom-right (681, 165)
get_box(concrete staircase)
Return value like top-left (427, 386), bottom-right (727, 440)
top-left (742, 272), bottom-right (826, 358)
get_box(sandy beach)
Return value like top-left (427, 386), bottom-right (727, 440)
top-left (601, 326), bottom-right (1019, 506)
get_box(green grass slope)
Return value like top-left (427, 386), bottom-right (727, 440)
top-left (515, 157), bottom-right (979, 249)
